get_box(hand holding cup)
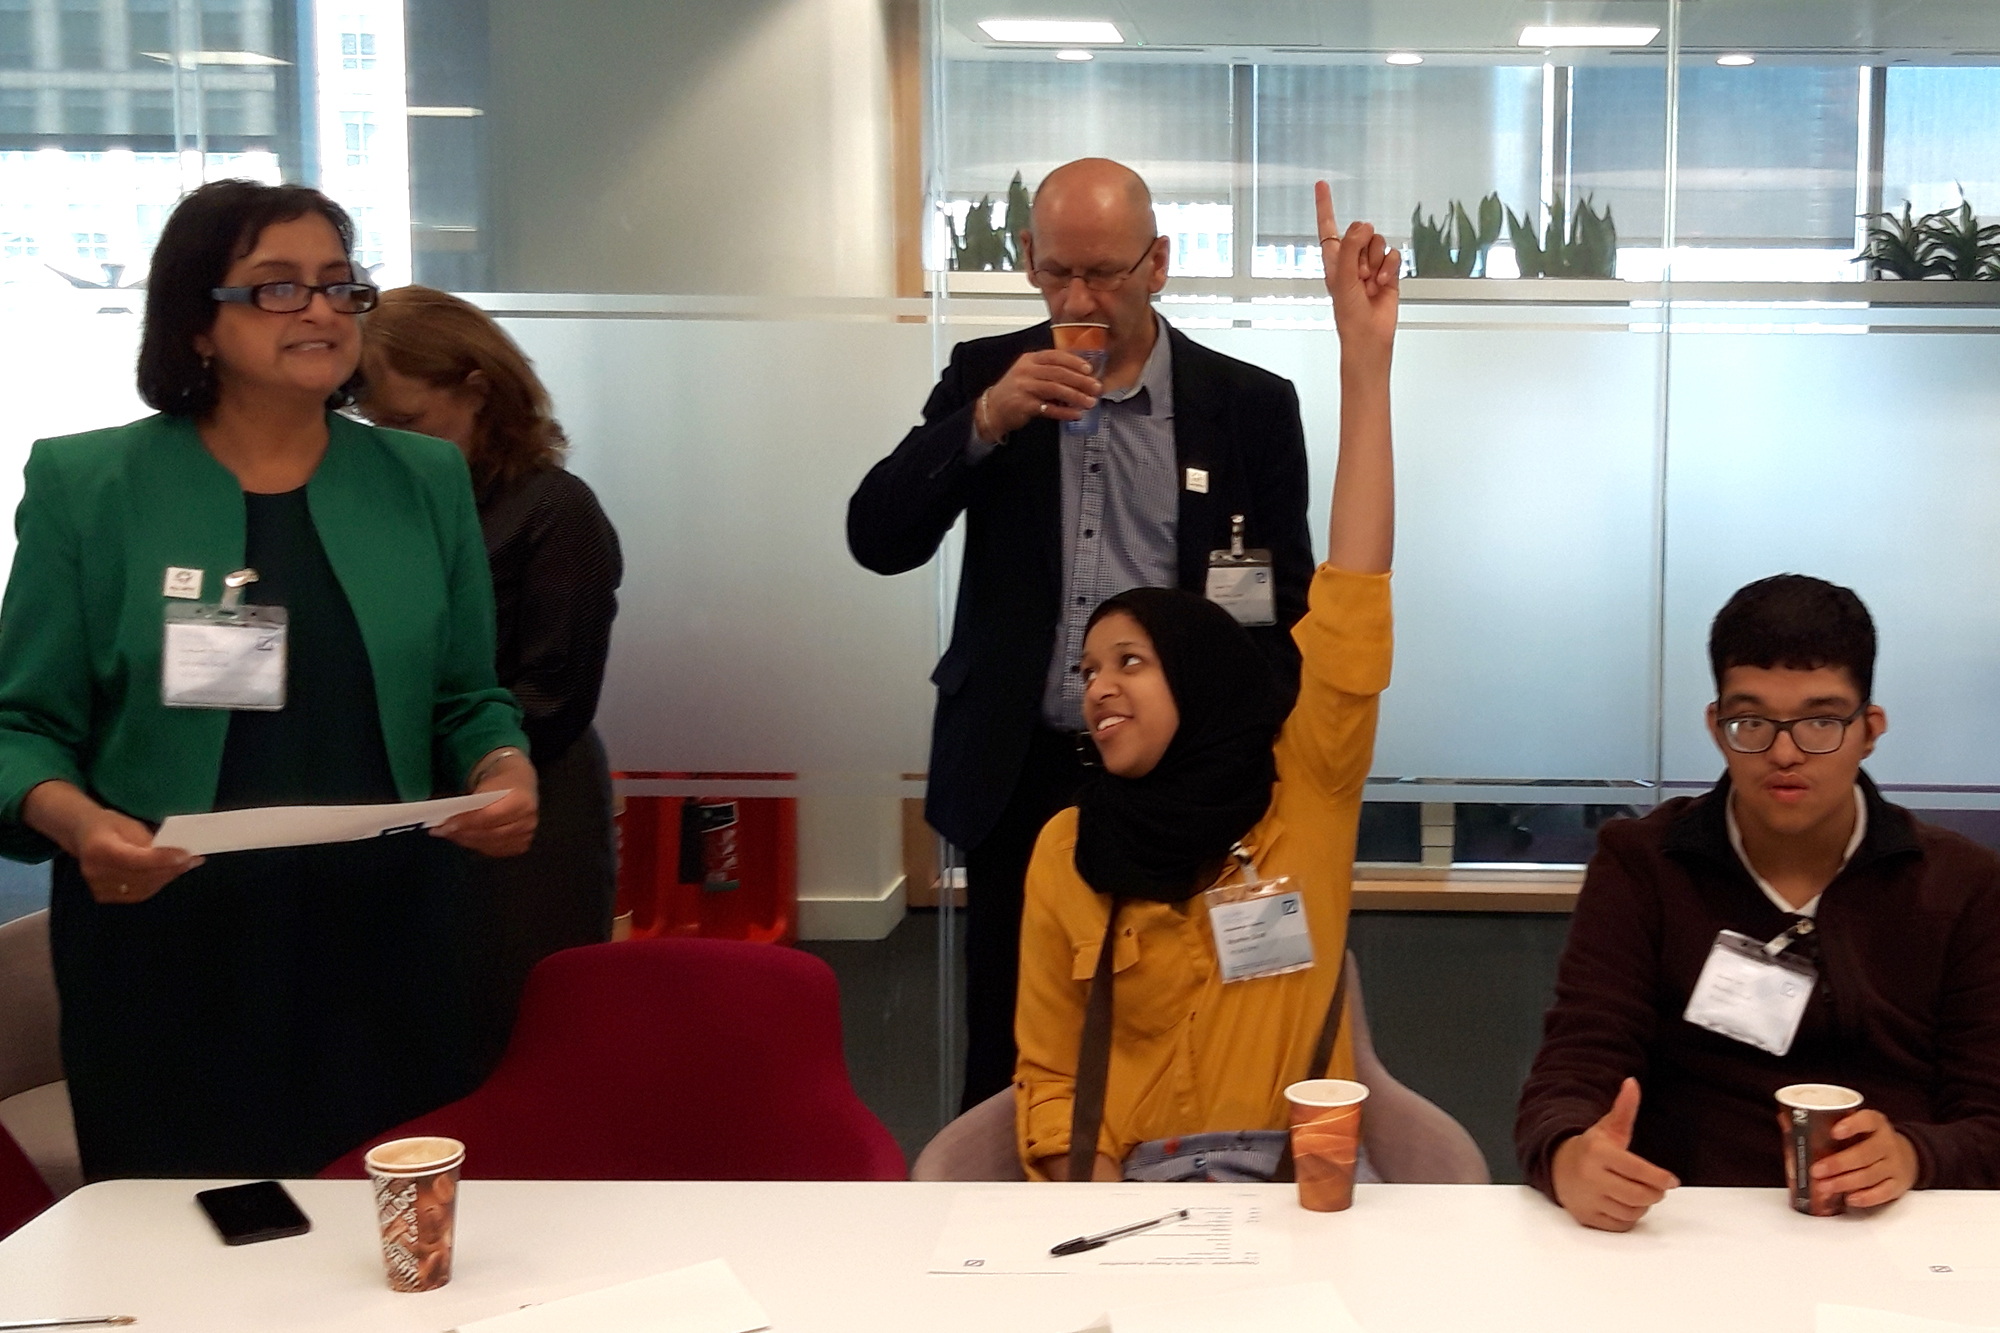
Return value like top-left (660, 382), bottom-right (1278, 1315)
top-left (977, 347), bottom-right (1104, 440)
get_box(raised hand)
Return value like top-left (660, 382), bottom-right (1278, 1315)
top-left (1550, 1077), bottom-right (1681, 1231)
top-left (1316, 180), bottom-right (1399, 374)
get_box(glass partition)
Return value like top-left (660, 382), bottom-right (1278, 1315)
top-left (5, 0), bottom-right (2000, 1154)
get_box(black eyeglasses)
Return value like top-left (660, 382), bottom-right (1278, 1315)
top-left (1028, 240), bottom-right (1158, 293)
top-left (211, 281), bottom-right (380, 314)
top-left (1718, 707), bottom-right (1866, 755)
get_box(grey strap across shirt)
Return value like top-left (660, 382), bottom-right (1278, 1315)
top-left (964, 314), bottom-right (1181, 732)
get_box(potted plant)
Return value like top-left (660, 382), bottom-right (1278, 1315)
top-left (1506, 191), bottom-right (1618, 279)
top-left (1409, 194), bottom-right (1503, 277)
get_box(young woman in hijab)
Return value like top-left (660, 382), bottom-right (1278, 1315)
top-left (1015, 183), bottom-right (1399, 1181)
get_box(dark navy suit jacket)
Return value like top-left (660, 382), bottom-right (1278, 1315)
top-left (846, 318), bottom-right (1314, 851)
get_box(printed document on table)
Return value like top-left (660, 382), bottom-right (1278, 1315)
top-left (927, 1188), bottom-right (1291, 1276)
top-left (1871, 1190), bottom-right (2000, 1281)
top-left (448, 1259), bottom-right (770, 1333)
top-left (152, 791), bottom-right (504, 855)
top-left (1818, 1305), bottom-right (2000, 1333)
top-left (1109, 1279), bottom-right (1366, 1333)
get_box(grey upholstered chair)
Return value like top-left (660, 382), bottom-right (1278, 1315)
top-left (911, 951), bottom-right (1490, 1184)
top-left (0, 910), bottom-right (82, 1198)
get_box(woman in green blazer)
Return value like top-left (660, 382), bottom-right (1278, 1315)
top-left (0, 180), bottom-right (537, 1179)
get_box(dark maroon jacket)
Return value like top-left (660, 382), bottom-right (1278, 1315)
top-left (1517, 773), bottom-right (2000, 1196)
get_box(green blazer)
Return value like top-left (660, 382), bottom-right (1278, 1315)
top-left (0, 412), bottom-right (529, 860)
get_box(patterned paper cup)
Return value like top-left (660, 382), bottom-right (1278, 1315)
top-left (365, 1136), bottom-right (465, 1292)
top-left (1285, 1079), bottom-right (1369, 1212)
top-left (1049, 321), bottom-right (1109, 353)
top-left (1776, 1084), bottom-right (1863, 1216)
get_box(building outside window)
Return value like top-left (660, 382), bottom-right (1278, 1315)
top-left (59, 0), bottom-right (105, 70)
top-left (340, 16), bottom-right (374, 70)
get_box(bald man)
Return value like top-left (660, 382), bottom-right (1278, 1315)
top-left (848, 158), bottom-right (1315, 1109)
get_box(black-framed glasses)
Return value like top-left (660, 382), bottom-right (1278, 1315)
top-left (211, 281), bottom-right (380, 314)
top-left (1028, 240), bottom-right (1158, 293)
top-left (1718, 707), bottom-right (1866, 755)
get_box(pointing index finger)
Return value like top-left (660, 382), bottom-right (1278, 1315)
top-left (1315, 180), bottom-right (1339, 246)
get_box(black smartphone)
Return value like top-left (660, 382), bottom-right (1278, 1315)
top-left (195, 1180), bottom-right (312, 1246)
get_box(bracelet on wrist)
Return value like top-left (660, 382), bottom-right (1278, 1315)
top-left (468, 746), bottom-right (526, 790)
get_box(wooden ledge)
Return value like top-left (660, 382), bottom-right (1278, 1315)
top-left (1352, 865), bottom-right (1583, 914)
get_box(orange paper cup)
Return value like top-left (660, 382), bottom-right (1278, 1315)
top-left (365, 1136), bottom-right (465, 1292)
top-left (1285, 1078), bottom-right (1368, 1212)
top-left (1050, 321), bottom-right (1109, 353)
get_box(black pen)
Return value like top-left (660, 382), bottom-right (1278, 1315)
top-left (1049, 1208), bottom-right (1190, 1256)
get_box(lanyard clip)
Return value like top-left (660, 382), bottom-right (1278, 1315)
top-left (1763, 917), bottom-right (1815, 957)
top-left (1229, 513), bottom-right (1246, 560)
top-left (1229, 840), bottom-right (1259, 883)
top-left (218, 568), bottom-right (258, 613)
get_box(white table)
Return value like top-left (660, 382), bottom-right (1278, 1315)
top-left (1, 1180), bottom-right (1997, 1332)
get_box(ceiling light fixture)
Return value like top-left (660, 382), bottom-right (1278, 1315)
top-left (1715, 53), bottom-right (1756, 66)
top-left (1517, 25), bottom-right (1660, 47)
top-left (1385, 52), bottom-right (1423, 66)
top-left (978, 19), bottom-right (1123, 44)
top-left (1054, 48), bottom-right (1094, 61)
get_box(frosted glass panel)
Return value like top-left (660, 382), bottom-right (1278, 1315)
top-left (1662, 327), bottom-right (2000, 788)
top-left (1185, 320), bottom-right (1662, 782)
top-left (499, 312), bottom-right (940, 781)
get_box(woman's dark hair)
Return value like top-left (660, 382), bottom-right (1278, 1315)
top-left (137, 179), bottom-right (361, 417)
top-left (1708, 574), bottom-right (1877, 701)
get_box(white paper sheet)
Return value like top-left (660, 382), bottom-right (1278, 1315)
top-left (1818, 1304), bottom-right (2000, 1333)
top-left (1872, 1191), bottom-right (2000, 1281)
top-left (152, 791), bottom-right (504, 855)
top-left (1110, 1279), bottom-right (1365, 1333)
top-left (448, 1259), bottom-right (771, 1333)
top-left (927, 1188), bottom-right (1292, 1276)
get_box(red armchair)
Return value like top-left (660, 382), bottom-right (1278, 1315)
top-left (322, 939), bottom-right (903, 1181)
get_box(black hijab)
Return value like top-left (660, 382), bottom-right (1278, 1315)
top-left (1072, 588), bottom-right (1287, 903)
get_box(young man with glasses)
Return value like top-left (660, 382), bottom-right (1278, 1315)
top-left (848, 157), bottom-right (1316, 1110)
top-left (1517, 575), bottom-right (2000, 1230)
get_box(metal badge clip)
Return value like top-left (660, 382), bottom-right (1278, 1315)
top-left (218, 568), bottom-right (258, 614)
top-left (1229, 513), bottom-right (1246, 561)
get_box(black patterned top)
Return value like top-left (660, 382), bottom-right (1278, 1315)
top-left (478, 467), bottom-right (622, 765)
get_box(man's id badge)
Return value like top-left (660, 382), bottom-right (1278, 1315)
top-left (1682, 928), bottom-right (1817, 1057)
top-left (161, 568), bottom-right (287, 711)
top-left (1204, 862), bottom-right (1313, 984)
top-left (1206, 513), bottom-right (1276, 627)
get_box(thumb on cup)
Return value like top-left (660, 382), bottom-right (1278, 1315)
top-left (1600, 1076), bottom-right (1643, 1149)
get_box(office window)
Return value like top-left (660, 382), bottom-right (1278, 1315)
top-left (204, 89), bottom-right (249, 136)
top-left (0, 0), bottom-right (29, 71)
top-left (342, 110), bottom-right (374, 166)
top-left (941, 60), bottom-right (1233, 275)
top-left (60, 0), bottom-right (105, 70)
top-left (1882, 67), bottom-right (2000, 217)
top-left (201, 0), bottom-right (244, 52)
top-left (129, 0), bottom-right (171, 61)
top-left (0, 87), bottom-right (33, 133)
top-left (1255, 64), bottom-right (1543, 279)
top-left (130, 88), bottom-right (173, 136)
top-left (62, 88), bottom-right (105, 134)
top-left (71, 229), bottom-right (109, 261)
top-left (340, 17), bottom-right (376, 70)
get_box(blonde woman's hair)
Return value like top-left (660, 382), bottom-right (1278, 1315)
top-left (362, 285), bottom-right (567, 489)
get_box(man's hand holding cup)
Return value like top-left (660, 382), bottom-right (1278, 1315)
top-left (975, 350), bottom-right (1103, 442)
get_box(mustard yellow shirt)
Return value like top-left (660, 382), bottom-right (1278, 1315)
top-left (1013, 565), bottom-right (1393, 1175)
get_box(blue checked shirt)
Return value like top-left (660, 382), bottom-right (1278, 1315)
top-left (964, 315), bottom-right (1181, 733)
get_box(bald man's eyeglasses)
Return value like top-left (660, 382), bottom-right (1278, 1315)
top-left (1028, 240), bottom-right (1158, 293)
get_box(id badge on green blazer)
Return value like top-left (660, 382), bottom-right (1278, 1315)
top-left (160, 568), bottom-right (287, 711)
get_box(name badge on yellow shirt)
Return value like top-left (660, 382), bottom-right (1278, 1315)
top-left (1204, 873), bottom-right (1314, 983)
top-left (161, 568), bottom-right (287, 712)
